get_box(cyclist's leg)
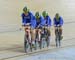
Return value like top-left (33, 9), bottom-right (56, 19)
top-left (25, 26), bottom-right (31, 43)
top-left (35, 29), bottom-right (38, 40)
top-left (55, 27), bottom-right (57, 36)
top-left (38, 29), bottom-right (41, 42)
top-left (59, 26), bottom-right (63, 40)
top-left (59, 26), bottom-right (62, 35)
top-left (54, 27), bottom-right (58, 47)
top-left (37, 29), bottom-right (42, 49)
top-left (31, 29), bottom-right (36, 46)
top-left (47, 27), bottom-right (51, 39)
top-left (47, 27), bottom-right (51, 46)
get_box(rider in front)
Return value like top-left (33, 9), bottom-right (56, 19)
top-left (35, 12), bottom-right (44, 45)
top-left (21, 6), bottom-right (36, 48)
top-left (53, 13), bottom-right (64, 47)
top-left (42, 11), bottom-right (52, 46)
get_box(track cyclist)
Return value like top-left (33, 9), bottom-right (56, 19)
top-left (35, 12), bottom-right (44, 45)
top-left (42, 11), bottom-right (52, 46)
top-left (21, 6), bottom-right (36, 48)
top-left (53, 13), bottom-right (64, 47)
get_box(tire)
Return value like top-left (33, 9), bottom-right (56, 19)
top-left (40, 39), bottom-right (42, 49)
top-left (24, 35), bottom-right (27, 53)
top-left (30, 42), bottom-right (32, 52)
top-left (56, 31), bottom-right (59, 47)
top-left (24, 34), bottom-right (31, 53)
top-left (58, 33), bottom-right (61, 47)
top-left (56, 30), bottom-right (61, 47)
top-left (46, 37), bottom-right (49, 47)
top-left (34, 40), bottom-right (37, 50)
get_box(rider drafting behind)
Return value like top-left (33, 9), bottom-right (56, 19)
top-left (34, 12), bottom-right (44, 44)
top-left (42, 11), bottom-right (52, 45)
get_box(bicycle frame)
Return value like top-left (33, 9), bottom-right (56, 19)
top-left (55, 26), bottom-right (61, 47)
top-left (41, 26), bottom-right (50, 48)
top-left (24, 25), bottom-right (32, 53)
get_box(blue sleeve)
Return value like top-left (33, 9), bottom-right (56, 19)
top-left (53, 18), bottom-right (56, 25)
top-left (60, 17), bottom-right (64, 26)
top-left (21, 13), bottom-right (26, 24)
top-left (40, 17), bottom-right (44, 26)
top-left (31, 16), bottom-right (36, 29)
top-left (30, 12), bottom-right (36, 29)
top-left (48, 16), bottom-right (51, 26)
top-left (30, 12), bottom-right (34, 21)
